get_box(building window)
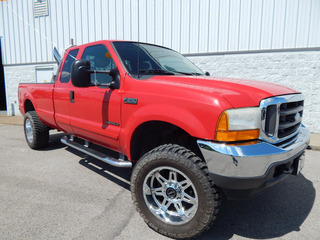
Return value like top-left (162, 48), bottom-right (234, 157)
top-left (34, 0), bottom-right (48, 18)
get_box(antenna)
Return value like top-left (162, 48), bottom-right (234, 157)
top-left (137, 43), bottom-right (140, 78)
top-left (70, 38), bottom-right (74, 46)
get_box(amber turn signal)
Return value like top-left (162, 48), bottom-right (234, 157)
top-left (215, 129), bottom-right (260, 142)
top-left (216, 111), bottom-right (229, 131)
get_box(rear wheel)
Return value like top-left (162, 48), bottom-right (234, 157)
top-left (24, 111), bottom-right (49, 149)
top-left (131, 144), bottom-right (221, 239)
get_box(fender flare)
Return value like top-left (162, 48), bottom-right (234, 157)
top-left (21, 91), bottom-right (37, 115)
top-left (121, 104), bottom-right (213, 160)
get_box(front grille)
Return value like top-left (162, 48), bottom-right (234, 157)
top-left (278, 100), bottom-right (303, 138)
top-left (265, 105), bottom-right (277, 136)
top-left (260, 94), bottom-right (304, 144)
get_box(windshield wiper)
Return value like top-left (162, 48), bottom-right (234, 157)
top-left (138, 69), bottom-right (175, 75)
top-left (168, 70), bottom-right (203, 76)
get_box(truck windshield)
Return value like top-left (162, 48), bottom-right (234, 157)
top-left (112, 42), bottom-right (204, 78)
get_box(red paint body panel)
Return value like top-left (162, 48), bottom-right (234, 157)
top-left (18, 40), bottom-right (298, 161)
top-left (53, 81), bottom-right (74, 133)
top-left (53, 48), bottom-right (77, 133)
top-left (144, 76), bottom-right (297, 108)
top-left (69, 86), bottom-right (122, 150)
top-left (18, 83), bottom-right (56, 129)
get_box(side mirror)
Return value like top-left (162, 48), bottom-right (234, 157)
top-left (71, 59), bottom-right (119, 89)
top-left (205, 71), bottom-right (210, 76)
top-left (71, 59), bottom-right (91, 87)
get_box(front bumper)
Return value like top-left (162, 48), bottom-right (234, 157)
top-left (197, 125), bottom-right (310, 199)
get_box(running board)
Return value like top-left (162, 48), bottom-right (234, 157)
top-left (61, 136), bottom-right (132, 168)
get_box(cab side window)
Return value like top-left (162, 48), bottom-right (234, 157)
top-left (81, 44), bottom-right (116, 85)
top-left (60, 49), bottom-right (79, 83)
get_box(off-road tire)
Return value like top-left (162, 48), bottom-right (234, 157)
top-left (131, 144), bottom-right (221, 239)
top-left (24, 111), bottom-right (49, 149)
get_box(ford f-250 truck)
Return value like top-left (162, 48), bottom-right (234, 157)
top-left (18, 40), bottom-right (310, 239)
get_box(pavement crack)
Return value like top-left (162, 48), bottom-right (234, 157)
top-left (73, 189), bottom-right (135, 240)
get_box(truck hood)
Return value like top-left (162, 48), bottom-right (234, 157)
top-left (148, 75), bottom-right (298, 108)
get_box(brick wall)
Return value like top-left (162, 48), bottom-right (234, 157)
top-left (4, 63), bottom-right (57, 116)
top-left (187, 51), bottom-right (320, 133)
top-left (4, 50), bottom-right (320, 133)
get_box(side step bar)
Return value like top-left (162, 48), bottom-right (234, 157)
top-left (61, 136), bottom-right (132, 168)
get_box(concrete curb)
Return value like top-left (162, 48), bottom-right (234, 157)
top-left (0, 116), bottom-right (319, 151)
top-left (309, 134), bottom-right (320, 151)
top-left (0, 116), bottom-right (24, 126)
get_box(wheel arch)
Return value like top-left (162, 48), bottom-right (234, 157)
top-left (123, 103), bottom-right (213, 162)
top-left (24, 99), bottom-right (35, 113)
top-left (129, 120), bottom-right (204, 163)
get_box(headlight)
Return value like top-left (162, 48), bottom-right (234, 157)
top-left (215, 108), bottom-right (261, 142)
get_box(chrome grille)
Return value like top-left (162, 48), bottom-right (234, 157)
top-left (278, 101), bottom-right (303, 138)
top-left (260, 94), bottom-right (304, 144)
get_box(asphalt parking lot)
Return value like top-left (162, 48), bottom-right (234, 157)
top-left (0, 124), bottom-right (319, 240)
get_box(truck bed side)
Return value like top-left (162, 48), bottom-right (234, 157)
top-left (18, 83), bottom-right (57, 128)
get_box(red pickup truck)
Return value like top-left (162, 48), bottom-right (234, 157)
top-left (18, 40), bottom-right (310, 238)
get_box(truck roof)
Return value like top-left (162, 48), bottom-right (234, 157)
top-left (64, 40), bottom-right (172, 53)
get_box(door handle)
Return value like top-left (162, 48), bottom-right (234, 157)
top-left (70, 91), bottom-right (75, 103)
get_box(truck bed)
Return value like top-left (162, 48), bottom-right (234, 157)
top-left (18, 83), bottom-right (56, 128)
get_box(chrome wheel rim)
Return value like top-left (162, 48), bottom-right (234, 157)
top-left (25, 119), bottom-right (33, 143)
top-left (143, 166), bottom-right (198, 225)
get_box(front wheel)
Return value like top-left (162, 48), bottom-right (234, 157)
top-left (131, 144), bottom-right (221, 239)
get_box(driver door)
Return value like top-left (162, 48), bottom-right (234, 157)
top-left (69, 43), bottom-right (121, 150)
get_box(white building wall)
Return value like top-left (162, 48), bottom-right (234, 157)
top-left (0, 0), bottom-right (319, 132)
top-left (4, 63), bottom-right (57, 116)
top-left (0, 0), bottom-right (319, 64)
top-left (5, 52), bottom-right (319, 133)
top-left (187, 50), bottom-right (320, 133)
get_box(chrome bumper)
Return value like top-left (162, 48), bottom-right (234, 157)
top-left (197, 125), bottom-right (310, 178)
